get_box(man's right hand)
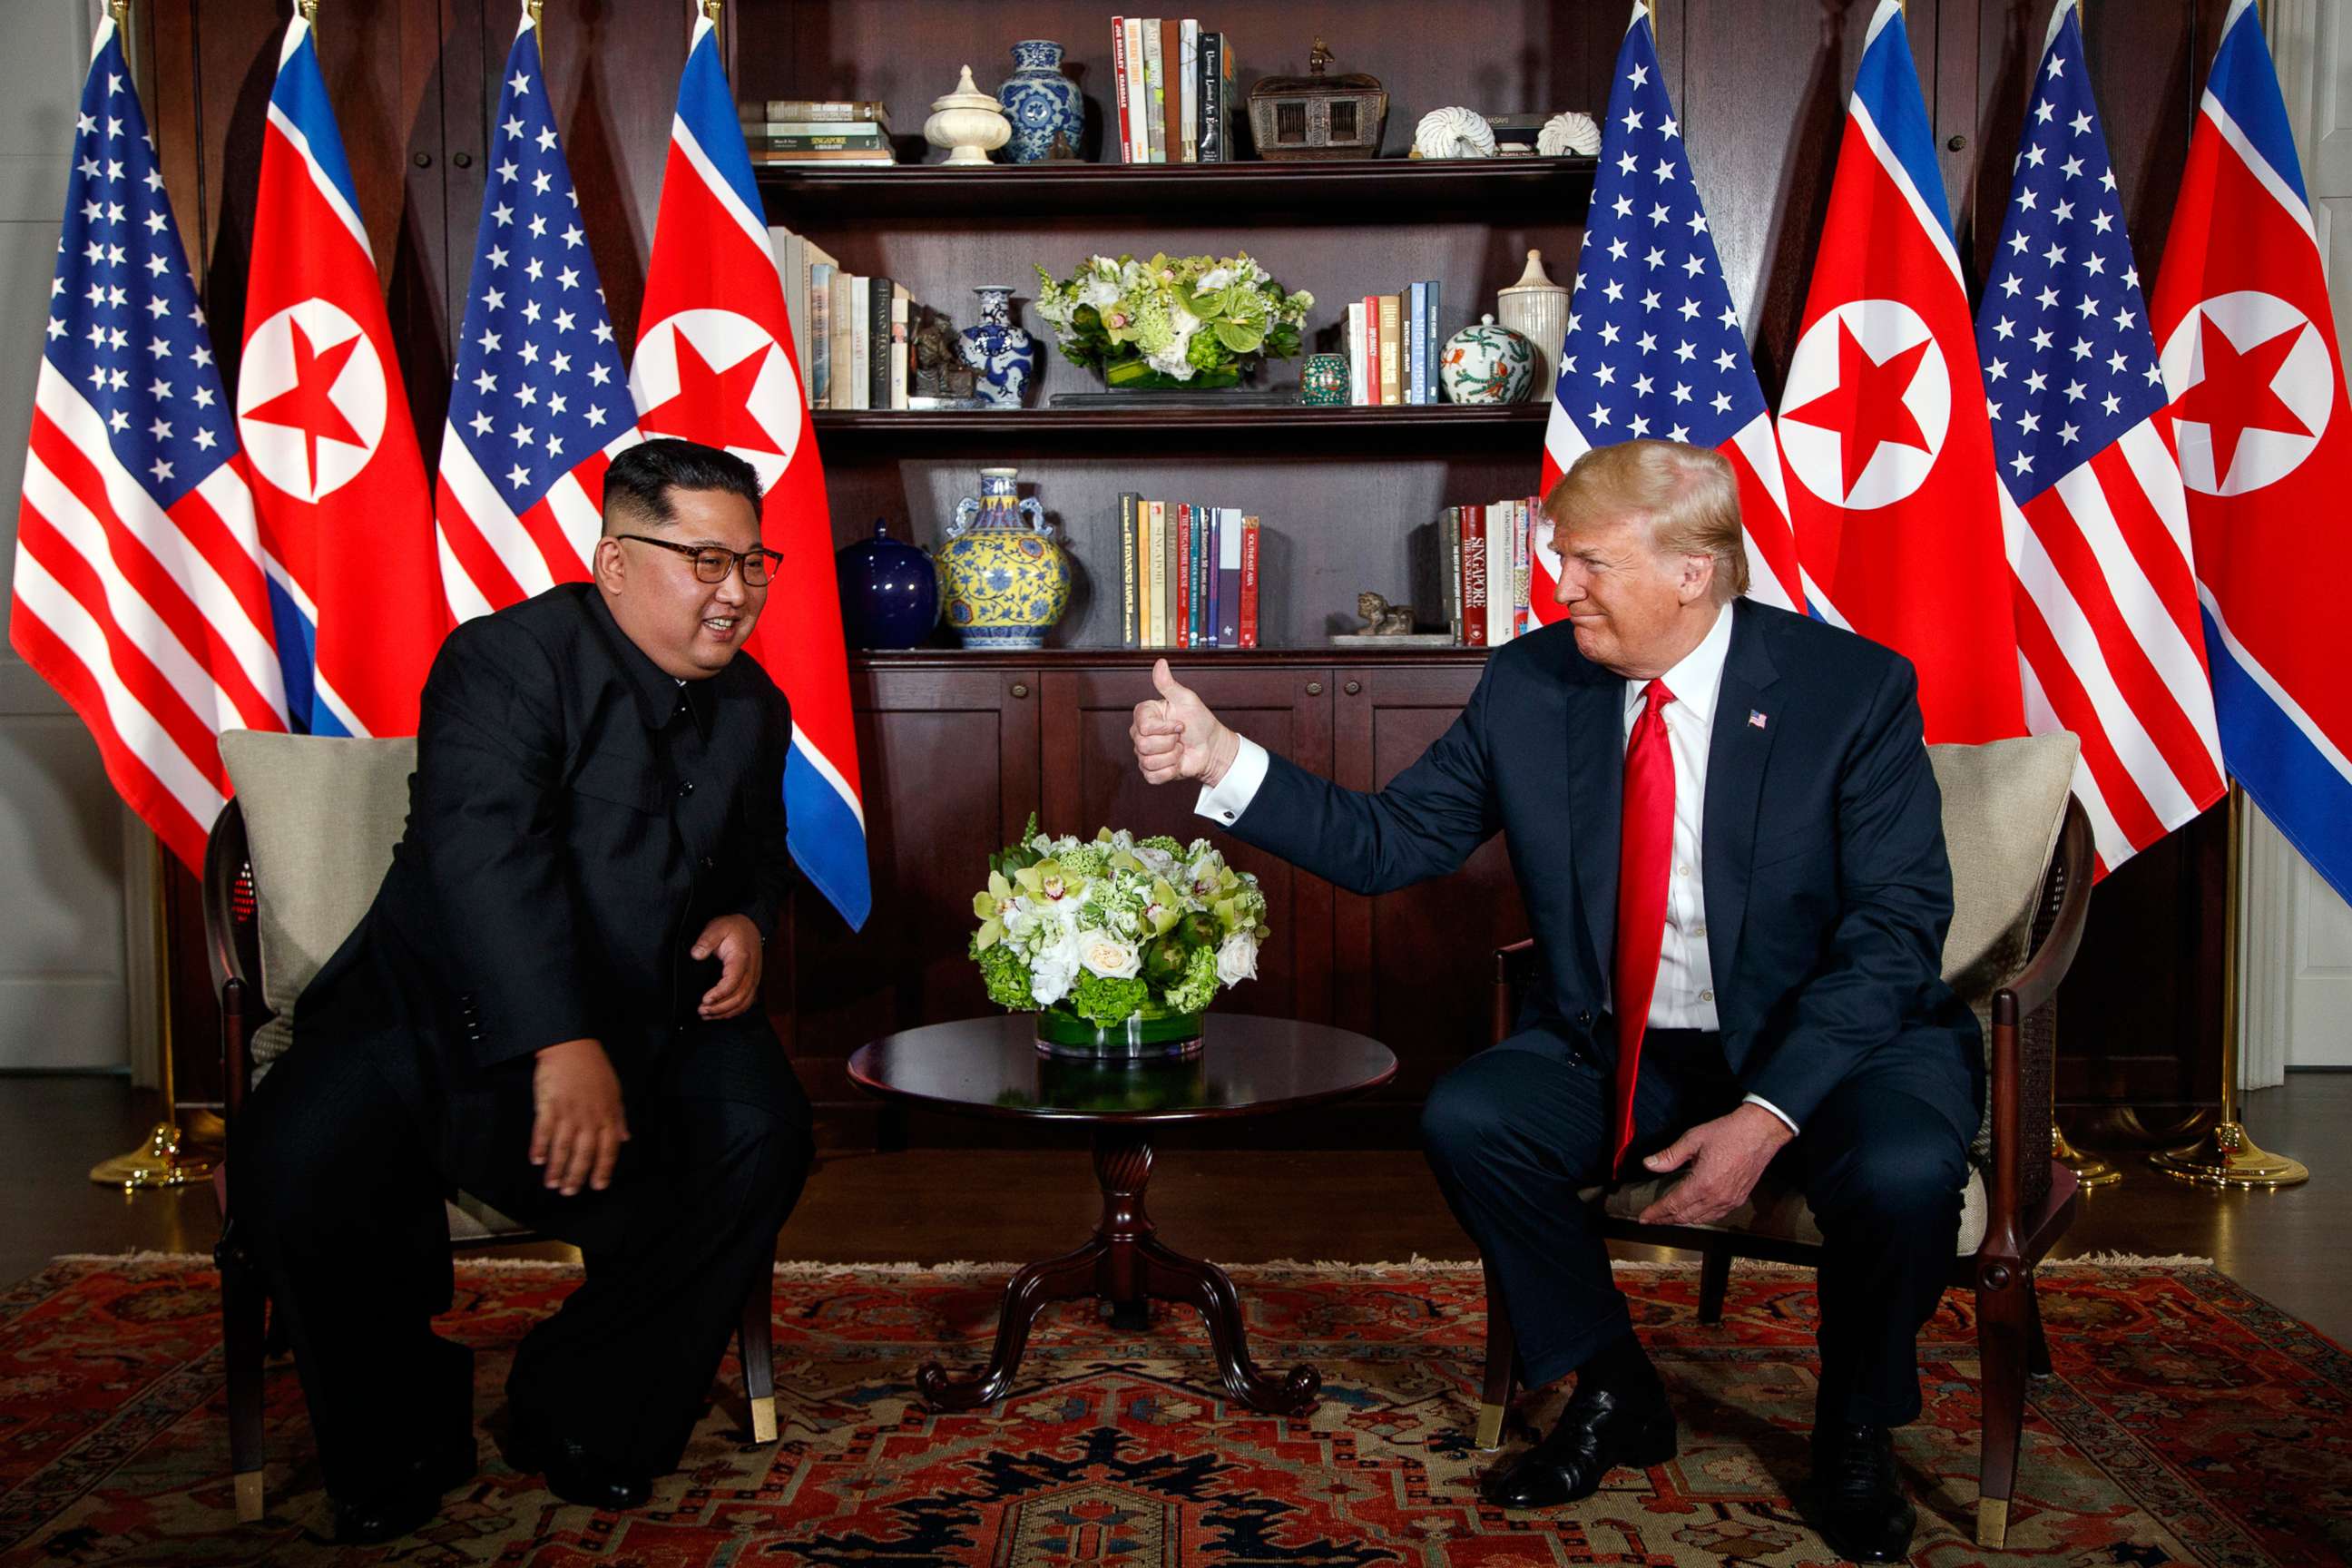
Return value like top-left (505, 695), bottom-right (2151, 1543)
top-left (531, 1038), bottom-right (628, 1196)
top-left (1132, 658), bottom-right (1240, 787)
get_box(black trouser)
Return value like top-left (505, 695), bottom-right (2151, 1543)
top-left (1419, 1025), bottom-right (1969, 1426)
top-left (232, 1017), bottom-right (812, 1502)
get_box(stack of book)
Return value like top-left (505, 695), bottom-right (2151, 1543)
top-left (1345, 284), bottom-right (1444, 406)
top-left (769, 225), bottom-right (916, 410)
top-left (740, 98), bottom-right (896, 167)
top-left (1118, 496), bottom-right (1261, 650)
top-left (1110, 18), bottom-right (1239, 163)
top-left (1439, 496), bottom-right (1545, 646)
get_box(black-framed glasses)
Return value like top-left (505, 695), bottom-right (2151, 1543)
top-left (613, 534), bottom-right (784, 586)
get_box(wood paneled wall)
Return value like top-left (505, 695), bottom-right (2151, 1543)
top-left (144, 0), bottom-right (2235, 1131)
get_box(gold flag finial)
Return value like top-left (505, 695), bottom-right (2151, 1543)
top-left (526, 0), bottom-right (543, 25)
top-left (106, 0), bottom-right (128, 27)
top-left (298, 0), bottom-right (319, 21)
top-left (701, 0), bottom-right (722, 21)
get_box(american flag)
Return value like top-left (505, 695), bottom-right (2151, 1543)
top-left (9, 15), bottom-right (286, 872)
top-left (1536, 2), bottom-right (1803, 620)
top-left (435, 5), bottom-right (637, 621)
top-left (1977, 0), bottom-right (2223, 873)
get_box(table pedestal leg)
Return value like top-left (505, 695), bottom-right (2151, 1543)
top-left (916, 1127), bottom-right (1321, 1416)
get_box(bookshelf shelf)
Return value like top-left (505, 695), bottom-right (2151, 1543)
top-left (756, 155), bottom-right (1596, 221)
top-left (849, 647), bottom-right (1493, 670)
top-left (812, 402), bottom-right (1548, 453)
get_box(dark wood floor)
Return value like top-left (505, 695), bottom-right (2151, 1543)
top-left (6, 1073), bottom-right (2347, 1345)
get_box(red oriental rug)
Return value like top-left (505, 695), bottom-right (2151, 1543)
top-left (0, 1255), bottom-right (2346, 1566)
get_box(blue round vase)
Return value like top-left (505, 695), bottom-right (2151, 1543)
top-left (997, 40), bottom-right (1084, 164)
top-left (836, 517), bottom-right (941, 650)
top-left (958, 286), bottom-right (1037, 410)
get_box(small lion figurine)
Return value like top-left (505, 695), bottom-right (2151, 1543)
top-left (1357, 592), bottom-right (1416, 635)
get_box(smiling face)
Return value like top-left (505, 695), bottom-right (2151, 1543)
top-left (593, 485), bottom-right (768, 679)
top-left (1550, 508), bottom-right (1719, 680)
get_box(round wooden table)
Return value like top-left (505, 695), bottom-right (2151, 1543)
top-left (848, 1013), bottom-right (1397, 1416)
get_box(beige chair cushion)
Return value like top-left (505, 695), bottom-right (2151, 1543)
top-left (1586, 1168), bottom-right (1988, 1255)
top-left (218, 731), bottom-right (416, 1080)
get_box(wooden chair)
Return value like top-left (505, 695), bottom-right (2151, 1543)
top-left (205, 794), bottom-right (779, 1524)
top-left (1476, 791), bottom-right (2091, 1551)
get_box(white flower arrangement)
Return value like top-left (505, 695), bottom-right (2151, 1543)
top-left (1032, 251), bottom-right (1314, 388)
top-left (972, 817), bottom-right (1270, 1024)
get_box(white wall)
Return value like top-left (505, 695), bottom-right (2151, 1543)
top-left (0, 4), bottom-right (150, 1075)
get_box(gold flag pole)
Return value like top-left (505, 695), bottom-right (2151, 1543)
top-left (2151, 786), bottom-right (2309, 1188)
top-left (91, 836), bottom-right (214, 1189)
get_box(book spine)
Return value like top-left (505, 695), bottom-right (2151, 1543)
top-left (755, 99), bottom-right (887, 122)
top-left (1159, 19), bottom-right (1182, 164)
top-left (1441, 506), bottom-right (1461, 643)
top-left (1199, 33), bottom-right (1222, 163)
top-left (1378, 295), bottom-right (1402, 406)
top-left (1512, 500), bottom-right (1531, 641)
top-left (848, 275), bottom-right (870, 410)
top-left (1160, 499), bottom-right (1178, 648)
top-left (1144, 22), bottom-right (1167, 164)
top-left (1361, 296), bottom-right (1381, 405)
top-left (1485, 500), bottom-right (1511, 647)
top-left (828, 272), bottom-right (854, 411)
top-left (1218, 507), bottom-right (1241, 646)
top-left (745, 131), bottom-right (892, 151)
top-left (1112, 18), bottom-right (1132, 165)
top-left (1346, 302), bottom-right (1367, 405)
top-left (773, 228), bottom-right (807, 397)
top-left (1425, 280), bottom-right (1442, 404)
top-left (1220, 42), bottom-right (1237, 158)
top-left (1203, 505), bottom-right (1218, 648)
top-left (1239, 517), bottom-right (1259, 648)
top-left (867, 275), bottom-right (893, 411)
top-left (1404, 281), bottom-right (1424, 407)
top-left (1179, 20), bottom-right (1199, 163)
top-left (746, 151), bottom-right (897, 165)
top-left (808, 265), bottom-right (832, 407)
top-left (1461, 505), bottom-right (1489, 647)
top-left (1124, 18), bottom-right (1151, 162)
top-left (1141, 502), bottom-right (1159, 649)
top-left (889, 285), bottom-right (909, 410)
top-left (1120, 493), bottom-right (1139, 650)
top-left (1174, 503), bottom-right (1191, 650)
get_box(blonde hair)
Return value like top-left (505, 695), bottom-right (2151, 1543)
top-left (1541, 439), bottom-right (1749, 603)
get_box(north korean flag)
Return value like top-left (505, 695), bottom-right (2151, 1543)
top-left (632, 8), bottom-right (868, 931)
top-left (1776, 1), bottom-right (2025, 742)
top-left (238, 15), bottom-right (443, 737)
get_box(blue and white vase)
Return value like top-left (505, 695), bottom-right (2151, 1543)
top-left (959, 286), bottom-right (1037, 409)
top-left (996, 40), bottom-right (1083, 164)
top-left (939, 467), bottom-right (1071, 649)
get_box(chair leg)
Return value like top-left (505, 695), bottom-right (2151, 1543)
top-left (739, 1277), bottom-right (777, 1445)
top-left (2025, 1276), bottom-right (2053, 1377)
top-left (1975, 1266), bottom-right (2034, 1549)
top-left (1475, 1258), bottom-right (1517, 1451)
top-left (1697, 1241), bottom-right (1732, 1325)
top-left (218, 1227), bottom-right (268, 1522)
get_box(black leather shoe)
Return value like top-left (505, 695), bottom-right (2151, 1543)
top-left (511, 1418), bottom-right (652, 1512)
top-left (1810, 1423), bottom-right (1918, 1563)
top-left (329, 1435), bottom-right (476, 1544)
top-left (1480, 1381), bottom-right (1678, 1508)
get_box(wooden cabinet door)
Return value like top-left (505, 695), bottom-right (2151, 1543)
top-left (1040, 663), bottom-right (1335, 1025)
top-left (1330, 664), bottom-right (1527, 1109)
top-left (778, 664), bottom-right (1040, 1120)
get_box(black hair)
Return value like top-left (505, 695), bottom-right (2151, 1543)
top-left (600, 437), bottom-right (764, 534)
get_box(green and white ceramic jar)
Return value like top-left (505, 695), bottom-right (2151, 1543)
top-left (1439, 313), bottom-right (1537, 405)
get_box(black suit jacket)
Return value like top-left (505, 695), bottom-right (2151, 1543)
top-left (1226, 597), bottom-right (1981, 1138)
top-left (292, 583), bottom-right (793, 1182)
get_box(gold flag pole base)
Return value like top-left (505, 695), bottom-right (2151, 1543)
top-left (2150, 1122), bottom-right (2309, 1190)
top-left (90, 1121), bottom-right (215, 1191)
top-left (2051, 1122), bottom-right (2122, 1188)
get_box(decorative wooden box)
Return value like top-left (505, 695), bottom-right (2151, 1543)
top-left (1246, 38), bottom-right (1388, 161)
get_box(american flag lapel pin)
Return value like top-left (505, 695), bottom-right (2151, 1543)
top-left (1749, 710), bottom-right (1769, 730)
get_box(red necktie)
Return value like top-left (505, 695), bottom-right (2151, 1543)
top-left (1611, 678), bottom-right (1676, 1174)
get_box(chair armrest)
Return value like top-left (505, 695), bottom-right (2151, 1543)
top-left (2003, 799), bottom-right (2093, 1024)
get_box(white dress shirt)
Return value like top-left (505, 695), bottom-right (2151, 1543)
top-left (1194, 604), bottom-right (1798, 1132)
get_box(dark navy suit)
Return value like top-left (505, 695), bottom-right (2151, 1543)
top-left (1221, 597), bottom-right (1981, 1424)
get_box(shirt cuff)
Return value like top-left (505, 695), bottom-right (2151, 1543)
top-left (1741, 1093), bottom-right (1799, 1135)
top-left (1193, 736), bottom-right (1269, 826)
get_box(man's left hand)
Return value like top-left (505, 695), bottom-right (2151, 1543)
top-left (692, 914), bottom-right (763, 1020)
top-left (1634, 1102), bottom-right (1795, 1226)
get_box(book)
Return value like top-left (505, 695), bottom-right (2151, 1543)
top-left (1360, 296), bottom-right (1381, 405)
top-left (744, 131), bottom-right (892, 152)
top-left (769, 226), bottom-right (806, 396)
top-left (1514, 497), bottom-right (1534, 639)
top-left (746, 152), bottom-right (897, 166)
top-left (808, 261), bottom-right (833, 407)
top-left (1217, 506), bottom-right (1242, 646)
top-left (1485, 499), bottom-right (1513, 646)
top-left (1421, 280), bottom-right (1442, 406)
top-left (1377, 295), bottom-right (1402, 406)
top-left (1119, 493), bottom-right (1140, 649)
top-left (848, 274), bottom-right (871, 411)
top-left (1161, 498), bottom-right (1178, 651)
top-left (867, 274), bottom-right (893, 412)
top-left (1123, 18), bottom-right (1151, 163)
top-left (1440, 506), bottom-right (1462, 642)
top-left (1175, 503), bottom-right (1191, 649)
top-left (888, 283), bottom-right (910, 411)
top-left (1144, 21), bottom-right (1168, 163)
top-left (744, 99), bottom-right (890, 124)
top-left (1140, 500), bottom-right (1159, 649)
top-left (1460, 505), bottom-right (1489, 647)
top-left (1112, 17), bottom-right (1134, 165)
top-left (1405, 280), bottom-right (1424, 407)
top-left (1239, 517), bottom-right (1260, 648)
top-left (828, 270), bottom-right (855, 411)
top-left (1179, 19), bottom-right (1199, 163)
top-left (741, 121), bottom-right (893, 138)
top-left (1220, 39), bottom-right (1238, 159)
top-left (1200, 503), bottom-right (1215, 648)
top-left (1198, 31), bottom-right (1223, 163)
top-left (1346, 301), bottom-right (1367, 406)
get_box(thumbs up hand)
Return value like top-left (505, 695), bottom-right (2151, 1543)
top-left (1132, 658), bottom-right (1240, 787)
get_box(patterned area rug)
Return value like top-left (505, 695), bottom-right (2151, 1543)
top-left (1, 1255), bottom-right (2346, 1566)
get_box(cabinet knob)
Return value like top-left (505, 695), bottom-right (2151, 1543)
top-left (1305, 681), bottom-right (1322, 696)
top-left (451, 151), bottom-right (474, 168)
top-left (1344, 680), bottom-right (1362, 696)
top-left (1009, 682), bottom-right (1029, 699)
top-left (411, 151), bottom-right (433, 169)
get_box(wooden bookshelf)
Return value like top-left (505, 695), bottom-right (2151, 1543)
top-left (812, 402), bottom-right (1549, 454)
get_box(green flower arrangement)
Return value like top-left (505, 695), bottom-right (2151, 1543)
top-left (971, 816), bottom-right (1269, 1028)
top-left (1033, 252), bottom-right (1314, 390)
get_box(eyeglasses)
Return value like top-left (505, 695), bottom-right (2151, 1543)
top-left (613, 534), bottom-right (784, 586)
